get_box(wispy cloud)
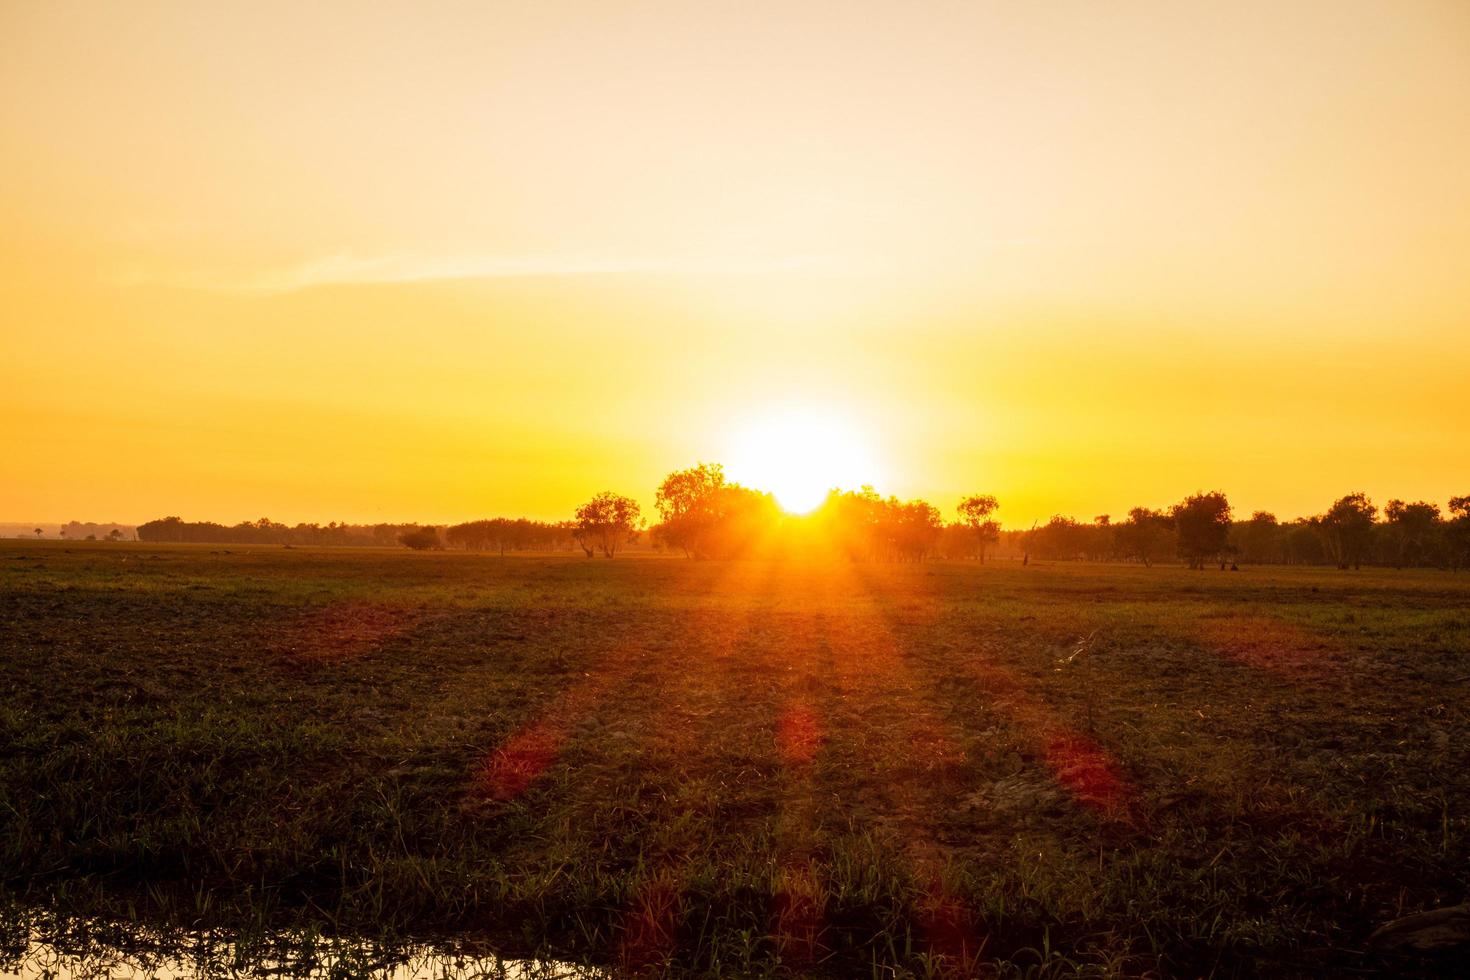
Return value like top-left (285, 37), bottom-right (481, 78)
top-left (113, 250), bottom-right (845, 294)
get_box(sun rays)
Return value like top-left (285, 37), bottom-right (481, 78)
top-left (462, 558), bottom-right (1139, 972)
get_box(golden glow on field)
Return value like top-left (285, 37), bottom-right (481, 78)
top-left (726, 410), bottom-right (882, 514)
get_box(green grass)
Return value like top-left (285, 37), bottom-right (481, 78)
top-left (2, 540), bottom-right (1468, 976)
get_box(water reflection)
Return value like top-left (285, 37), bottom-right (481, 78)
top-left (1, 929), bottom-right (607, 980)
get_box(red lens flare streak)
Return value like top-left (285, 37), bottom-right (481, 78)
top-left (825, 562), bottom-right (987, 972)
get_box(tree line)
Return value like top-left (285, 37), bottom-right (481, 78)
top-left (561, 465), bottom-right (995, 562)
top-left (134, 481), bottom-right (1470, 570)
top-left (1014, 493), bottom-right (1470, 570)
top-left (563, 471), bottom-right (1470, 570)
top-left (138, 517), bottom-right (413, 547)
top-left (136, 516), bottom-right (581, 552)
top-left (58, 522), bottom-right (133, 541)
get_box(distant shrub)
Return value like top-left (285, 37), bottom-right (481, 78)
top-left (398, 526), bottom-right (442, 551)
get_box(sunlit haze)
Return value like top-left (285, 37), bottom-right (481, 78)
top-left (3, 1), bottom-right (1469, 525)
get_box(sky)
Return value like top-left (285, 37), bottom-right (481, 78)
top-left (3, 0), bottom-right (1468, 527)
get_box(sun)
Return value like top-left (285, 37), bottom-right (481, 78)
top-left (725, 409), bottom-right (882, 514)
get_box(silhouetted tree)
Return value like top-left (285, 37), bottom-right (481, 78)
top-left (1086, 515), bottom-right (1115, 561)
top-left (1381, 502), bottom-right (1440, 570)
top-left (1172, 491), bottom-right (1232, 569)
top-left (1382, 499), bottom-right (1442, 568)
top-left (815, 488), bottom-right (944, 562)
top-left (399, 526), bottom-right (443, 550)
top-left (33, 528), bottom-right (42, 539)
top-left (1234, 511), bottom-right (1281, 564)
top-left (1281, 519), bottom-right (1324, 565)
top-left (654, 463), bottom-right (726, 558)
top-left (888, 499), bottom-right (943, 561)
top-left (1314, 492), bottom-right (1377, 570)
top-left (1114, 507), bottom-right (1174, 566)
top-left (554, 520), bottom-right (580, 552)
top-left (1030, 516), bottom-right (1089, 561)
top-left (574, 491), bottom-right (642, 558)
top-left (1447, 496), bottom-right (1470, 572)
top-left (651, 463), bottom-right (776, 559)
top-left (956, 494), bottom-right (1000, 563)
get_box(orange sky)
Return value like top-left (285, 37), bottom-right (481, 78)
top-left (3, 1), bottom-right (1468, 527)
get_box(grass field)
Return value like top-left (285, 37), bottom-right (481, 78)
top-left (2, 541), bottom-right (1468, 977)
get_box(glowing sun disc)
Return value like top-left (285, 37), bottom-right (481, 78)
top-left (726, 410), bottom-right (881, 513)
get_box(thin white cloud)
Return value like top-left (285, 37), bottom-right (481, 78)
top-left (114, 250), bottom-right (846, 293)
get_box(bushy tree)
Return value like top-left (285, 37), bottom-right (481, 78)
top-left (652, 463), bottom-right (778, 559)
top-left (1444, 496), bottom-right (1470, 571)
top-left (1234, 511), bottom-right (1281, 564)
top-left (398, 526), bottom-right (442, 550)
top-left (1280, 519), bottom-right (1323, 565)
top-left (573, 491), bottom-right (642, 558)
top-left (816, 488), bottom-right (943, 561)
top-left (889, 499), bottom-right (944, 562)
top-left (1029, 516), bottom-right (1090, 561)
top-left (1088, 515), bottom-right (1116, 561)
top-left (1114, 507), bottom-right (1174, 567)
top-left (1313, 492), bottom-right (1377, 570)
top-left (956, 494), bottom-right (1000, 563)
top-left (1382, 499), bottom-right (1442, 568)
top-left (1172, 491), bottom-right (1232, 569)
top-left (654, 463), bottom-right (726, 558)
